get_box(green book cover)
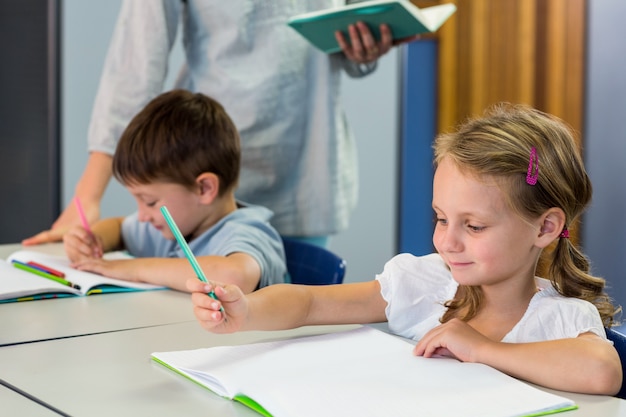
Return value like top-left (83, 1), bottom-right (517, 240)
top-left (287, 0), bottom-right (456, 53)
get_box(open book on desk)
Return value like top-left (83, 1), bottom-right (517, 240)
top-left (0, 250), bottom-right (164, 303)
top-left (287, 0), bottom-right (457, 53)
top-left (152, 326), bottom-right (577, 417)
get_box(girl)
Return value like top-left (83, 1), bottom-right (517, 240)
top-left (188, 103), bottom-right (622, 395)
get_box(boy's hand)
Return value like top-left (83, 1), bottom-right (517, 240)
top-left (63, 225), bottom-right (104, 262)
top-left (188, 279), bottom-right (248, 334)
top-left (70, 258), bottom-right (133, 281)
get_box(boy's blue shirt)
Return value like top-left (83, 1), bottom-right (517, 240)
top-left (121, 201), bottom-right (286, 288)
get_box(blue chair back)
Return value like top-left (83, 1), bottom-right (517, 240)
top-left (282, 237), bottom-right (346, 285)
top-left (606, 327), bottom-right (626, 399)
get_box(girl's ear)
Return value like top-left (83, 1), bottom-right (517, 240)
top-left (535, 208), bottom-right (566, 249)
top-left (195, 173), bottom-right (219, 204)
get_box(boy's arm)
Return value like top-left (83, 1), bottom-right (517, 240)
top-left (71, 252), bottom-right (263, 293)
top-left (91, 216), bottom-right (125, 252)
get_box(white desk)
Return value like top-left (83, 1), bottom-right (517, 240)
top-left (0, 290), bottom-right (196, 346)
top-left (0, 321), bottom-right (359, 416)
top-left (1, 321), bottom-right (625, 417)
top-left (0, 243), bottom-right (196, 346)
top-left (0, 384), bottom-right (60, 416)
top-left (0, 242), bottom-right (61, 258)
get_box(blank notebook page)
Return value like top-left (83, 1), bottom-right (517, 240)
top-left (152, 326), bottom-right (575, 417)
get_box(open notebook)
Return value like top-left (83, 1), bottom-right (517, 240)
top-left (0, 250), bottom-right (164, 303)
top-left (152, 326), bottom-right (576, 417)
top-left (288, 0), bottom-right (457, 53)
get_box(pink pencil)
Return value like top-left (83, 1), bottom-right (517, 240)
top-left (74, 197), bottom-right (101, 258)
top-left (74, 197), bottom-right (93, 235)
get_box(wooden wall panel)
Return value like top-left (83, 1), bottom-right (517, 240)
top-left (425, 0), bottom-right (586, 138)
top-left (411, 0), bottom-right (587, 264)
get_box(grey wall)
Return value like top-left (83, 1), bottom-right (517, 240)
top-left (62, 1), bottom-right (398, 284)
top-left (0, 1), bottom-right (60, 243)
top-left (330, 54), bottom-right (399, 283)
top-left (583, 0), bottom-right (626, 312)
top-left (62, 1), bottom-right (135, 219)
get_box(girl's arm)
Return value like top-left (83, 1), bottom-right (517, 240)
top-left (414, 318), bottom-right (622, 395)
top-left (91, 217), bottom-right (125, 252)
top-left (478, 333), bottom-right (622, 395)
top-left (188, 279), bottom-right (388, 334)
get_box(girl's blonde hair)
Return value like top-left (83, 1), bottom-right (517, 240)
top-left (434, 103), bottom-right (619, 326)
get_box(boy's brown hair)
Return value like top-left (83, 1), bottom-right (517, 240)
top-left (113, 89), bottom-right (240, 196)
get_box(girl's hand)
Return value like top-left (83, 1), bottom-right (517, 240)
top-left (187, 279), bottom-right (249, 334)
top-left (63, 225), bottom-right (104, 262)
top-left (413, 318), bottom-right (493, 362)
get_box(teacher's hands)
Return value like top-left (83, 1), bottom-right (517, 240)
top-left (336, 22), bottom-right (420, 64)
top-left (22, 199), bottom-right (100, 246)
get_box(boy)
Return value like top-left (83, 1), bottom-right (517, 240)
top-left (63, 90), bottom-right (286, 293)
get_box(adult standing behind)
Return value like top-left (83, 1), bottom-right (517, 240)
top-left (23, 0), bottom-right (412, 247)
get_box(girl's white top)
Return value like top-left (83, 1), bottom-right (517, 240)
top-left (376, 253), bottom-right (607, 342)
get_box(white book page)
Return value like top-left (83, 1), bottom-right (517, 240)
top-left (153, 327), bottom-right (574, 417)
top-left (0, 259), bottom-right (79, 300)
top-left (420, 4), bottom-right (458, 31)
top-left (287, 0), bottom-right (397, 22)
top-left (6, 250), bottom-right (164, 294)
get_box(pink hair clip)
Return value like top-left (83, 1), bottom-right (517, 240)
top-left (526, 147), bottom-right (538, 186)
top-left (559, 227), bottom-right (570, 239)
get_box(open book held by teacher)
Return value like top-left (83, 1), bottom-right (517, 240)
top-left (152, 326), bottom-right (577, 417)
top-left (287, 0), bottom-right (457, 53)
top-left (0, 250), bottom-right (164, 303)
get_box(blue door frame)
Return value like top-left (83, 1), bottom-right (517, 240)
top-left (398, 39), bottom-right (437, 255)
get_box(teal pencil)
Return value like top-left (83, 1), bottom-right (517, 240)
top-left (160, 206), bottom-right (223, 310)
